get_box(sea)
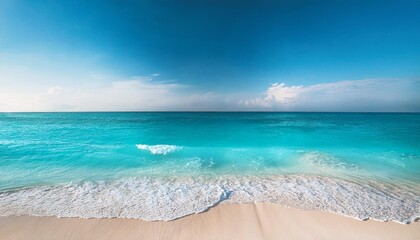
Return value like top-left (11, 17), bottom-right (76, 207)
top-left (0, 112), bottom-right (419, 223)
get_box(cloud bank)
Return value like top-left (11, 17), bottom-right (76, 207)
top-left (0, 73), bottom-right (419, 112)
top-left (242, 79), bottom-right (420, 112)
top-left (0, 74), bottom-right (234, 111)
top-left (42, 77), bottom-right (184, 111)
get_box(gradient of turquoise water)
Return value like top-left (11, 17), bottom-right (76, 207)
top-left (0, 112), bottom-right (419, 190)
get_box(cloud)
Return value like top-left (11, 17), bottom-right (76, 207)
top-left (0, 53), bottom-right (239, 112)
top-left (242, 79), bottom-right (420, 112)
top-left (38, 76), bottom-right (188, 111)
top-left (0, 61), bottom-right (418, 112)
top-left (0, 74), bottom-right (234, 111)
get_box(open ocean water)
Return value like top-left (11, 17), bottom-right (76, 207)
top-left (0, 112), bottom-right (419, 222)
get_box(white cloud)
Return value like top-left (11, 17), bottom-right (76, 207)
top-left (0, 74), bottom-right (234, 111)
top-left (0, 53), bottom-right (240, 112)
top-left (1, 46), bottom-right (419, 112)
top-left (47, 87), bottom-right (68, 95)
top-left (242, 79), bottom-right (420, 112)
top-left (26, 77), bottom-right (182, 111)
top-left (0, 58), bottom-right (418, 112)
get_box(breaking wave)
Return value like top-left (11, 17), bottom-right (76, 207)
top-left (0, 175), bottom-right (419, 223)
top-left (136, 144), bottom-right (182, 155)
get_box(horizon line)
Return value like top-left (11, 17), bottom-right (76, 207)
top-left (1, 111), bottom-right (419, 114)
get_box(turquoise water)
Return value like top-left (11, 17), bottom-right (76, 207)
top-left (0, 112), bottom-right (419, 222)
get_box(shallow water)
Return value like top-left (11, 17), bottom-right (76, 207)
top-left (0, 112), bottom-right (419, 222)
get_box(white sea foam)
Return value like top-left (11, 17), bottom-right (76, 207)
top-left (0, 175), bottom-right (419, 223)
top-left (297, 151), bottom-right (363, 173)
top-left (136, 144), bottom-right (182, 155)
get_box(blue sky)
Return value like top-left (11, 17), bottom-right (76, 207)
top-left (0, 0), bottom-right (419, 111)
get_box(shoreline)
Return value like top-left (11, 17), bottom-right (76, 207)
top-left (2, 175), bottom-right (418, 223)
top-left (1, 203), bottom-right (419, 240)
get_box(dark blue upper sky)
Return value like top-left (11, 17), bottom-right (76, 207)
top-left (0, 0), bottom-right (419, 111)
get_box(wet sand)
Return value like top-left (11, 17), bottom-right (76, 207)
top-left (0, 203), bottom-right (419, 240)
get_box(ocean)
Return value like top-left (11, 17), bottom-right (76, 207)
top-left (0, 112), bottom-right (419, 222)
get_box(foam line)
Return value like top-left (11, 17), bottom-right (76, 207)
top-left (0, 175), bottom-right (419, 223)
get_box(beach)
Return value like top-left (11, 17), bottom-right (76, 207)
top-left (2, 0), bottom-right (420, 238)
top-left (1, 113), bottom-right (419, 239)
top-left (1, 203), bottom-right (419, 240)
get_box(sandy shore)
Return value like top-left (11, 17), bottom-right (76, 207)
top-left (0, 203), bottom-right (419, 240)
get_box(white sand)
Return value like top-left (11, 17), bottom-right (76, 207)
top-left (0, 203), bottom-right (419, 240)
